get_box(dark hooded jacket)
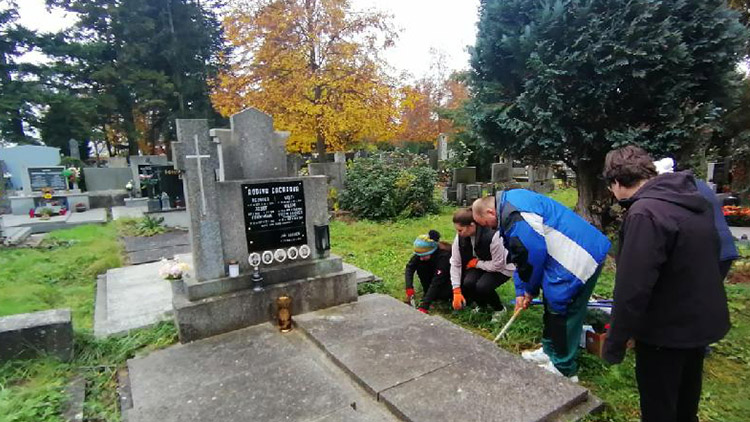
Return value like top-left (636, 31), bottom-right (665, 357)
top-left (603, 172), bottom-right (730, 364)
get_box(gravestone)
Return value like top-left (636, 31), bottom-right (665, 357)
top-left (529, 165), bottom-right (555, 194)
top-left (491, 158), bottom-right (512, 183)
top-left (451, 167), bottom-right (477, 188)
top-left (68, 139), bottom-right (80, 160)
top-left (308, 162), bottom-right (346, 192)
top-left (171, 108), bottom-right (356, 342)
top-left (209, 128), bottom-right (239, 181)
top-left (23, 166), bottom-right (67, 194)
top-left (466, 184), bottom-right (482, 204)
top-left (130, 156), bottom-right (169, 197)
top-left (286, 154), bottom-right (304, 177)
top-left (82, 168), bottom-right (132, 192)
top-left (437, 134), bottom-right (448, 161)
top-left (427, 149), bottom-right (438, 170)
top-left (154, 166), bottom-right (185, 208)
top-left (108, 157), bottom-right (128, 168)
top-left (334, 151), bottom-right (346, 163)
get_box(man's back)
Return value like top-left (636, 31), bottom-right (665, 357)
top-left (615, 172), bottom-right (730, 348)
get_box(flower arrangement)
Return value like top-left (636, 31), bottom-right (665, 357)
top-left (41, 187), bottom-right (54, 200)
top-left (2, 172), bottom-right (11, 179)
top-left (125, 180), bottom-right (133, 191)
top-left (723, 206), bottom-right (750, 227)
top-left (158, 258), bottom-right (190, 280)
top-left (140, 174), bottom-right (158, 198)
top-left (61, 167), bottom-right (80, 186)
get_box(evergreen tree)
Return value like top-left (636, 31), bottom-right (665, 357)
top-left (470, 0), bottom-right (748, 227)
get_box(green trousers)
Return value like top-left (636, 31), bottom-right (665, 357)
top-left (541, 265), bottom-right (602, 377)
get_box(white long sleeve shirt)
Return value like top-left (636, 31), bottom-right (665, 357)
top-left (450, 231), bottom-right (516, 289)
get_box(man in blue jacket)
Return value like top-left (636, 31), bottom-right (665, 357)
top-left (473, 191), bottom-right (611, 379)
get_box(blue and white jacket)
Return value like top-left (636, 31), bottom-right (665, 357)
top-left (496, 189), bottom-right (611, 314)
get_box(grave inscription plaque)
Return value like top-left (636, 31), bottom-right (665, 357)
top-left (243, 181), bottom-right (307, 252)
top-left (28, 167), bottom-right (66, 191)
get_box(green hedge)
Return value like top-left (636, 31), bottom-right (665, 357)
top-left (340, 154), bottom-right (438, 220)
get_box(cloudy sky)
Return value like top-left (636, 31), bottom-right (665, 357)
top-left (16, 0), bottom-right (480, 79)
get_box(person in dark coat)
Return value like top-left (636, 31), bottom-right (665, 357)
top-left (654, 157), bottom-right (740, 280)
top-left (404, 230), bottom-right (452, 313)
top-left (449, 207), bottom-right (515, 318)
top-left (603, 146), bottom-right (730, 422)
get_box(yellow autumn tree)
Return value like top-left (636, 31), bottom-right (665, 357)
top-left (212, 0), bottom-right (399, 158)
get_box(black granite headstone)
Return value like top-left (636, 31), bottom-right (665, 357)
top-left (28, 167), bottom-right (66, 191)
top-left (242, 180), bottom-right (307, 252)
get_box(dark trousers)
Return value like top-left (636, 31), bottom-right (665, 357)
top-left (719, 259), bottom-right (734, 281)
top-left (635, 342), bottom-right (705, 422)
top-left (461, 269), bottom-right (509, 311)
top-left (419, 278), bottom-right (452, 309)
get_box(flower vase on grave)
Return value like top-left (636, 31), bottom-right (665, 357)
top-left (160, 192), bottom-right (171, 211)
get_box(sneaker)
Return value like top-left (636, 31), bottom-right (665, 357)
top-left (521, 347), bottom-right (551, 364)
top-left (568, 375), bottom-right (579, 383)
top-left (490, 308), bottom-right (507, 323)
top-left (537, 361), bottom-right (564, 377)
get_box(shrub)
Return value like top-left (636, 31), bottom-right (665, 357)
top-left (340, 153), bottom-right (438, 220)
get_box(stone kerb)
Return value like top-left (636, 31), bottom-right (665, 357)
top-left (0, 309), bottom-right (74, 362)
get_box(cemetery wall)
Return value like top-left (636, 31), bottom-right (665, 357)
top-left (83, 168), bottom-right (132, 191)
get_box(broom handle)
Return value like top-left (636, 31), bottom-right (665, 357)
top-left (494, 307), bottom-right (523, 342)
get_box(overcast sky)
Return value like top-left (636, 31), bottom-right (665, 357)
top-left (16, 0), bottom-right (480, 79)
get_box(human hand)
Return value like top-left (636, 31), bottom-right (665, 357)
top-left (522, 293), bottom-right (533, 309)
top-left (466, 258), bottom-right (479, 269)
top-left (405, 288), bottom-right (415, 302)
top-left (452, 288), bottom-right (466, 310)
top-left (515, 296), bottom-right (525, 312)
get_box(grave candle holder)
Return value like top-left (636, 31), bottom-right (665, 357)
top-left (276, 295), bottom-right (293, 332)
top-left (248, 253), bottom-right (264, 292)
top-left (227, 260), bottom-right (239, 278)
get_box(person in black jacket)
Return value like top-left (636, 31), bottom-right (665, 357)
top-left (602, 146), bottom-right (730, 422)
top-left (404, 230), bottom-right (452, 314)
top-left (449, 207), bottom-right (514, 318)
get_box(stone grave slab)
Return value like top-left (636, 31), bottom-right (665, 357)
top-left (124, 323), bottom-right (399, 422)
top-left (0, 309), bottom-right (73, 362)
top-left (297, 294), bottom-right (600, 421)
top-left (94, 260), bottom-right (174, 337)
top-left (379, 349), bottom-right (588, 422)
top-left (122, 230), bottom-right (191, 264)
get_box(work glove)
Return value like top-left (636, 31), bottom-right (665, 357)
top-left (466, 258), bottom-right (479, 269)
top-left (417, 307), bottom-right (429, 314)
top-left (405, 288), bottom-right (415, 301)
top-left (452, 288), bottom-right (466, 310)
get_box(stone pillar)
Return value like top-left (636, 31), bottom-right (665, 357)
top-left (173, 120), bottom-right (225, 282)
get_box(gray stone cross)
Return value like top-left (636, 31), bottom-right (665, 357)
top-left (185, 135), bottom-right (211, 216)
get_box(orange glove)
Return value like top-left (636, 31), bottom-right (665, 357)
top-left (466, 258), bottom-right (479, 269)
top-left (452, 288), bottom-right (466, 310)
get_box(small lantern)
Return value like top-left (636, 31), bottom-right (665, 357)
top-left (277, 295), bottom-right (293, 332)
top-left (314, 224), bottom-right (330, 255)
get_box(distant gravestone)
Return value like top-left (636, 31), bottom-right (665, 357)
top-left (452, 167), bottom-right (477, 188)
top-left (170, 108), bottom-right (356, 342)
top-left (108, 157), bottom-right (128, 168)
top-left (210, 128), bottom-right (238, 181)
top-left (308, 162), bottom-right (346, 192)
top-left (529, 165), bottom-right (554, 194)
top-left (23, 166), bottom-right (67, 193)
top-left (68, 139), bottom-right (80, 160)
top-left (154, 166), bottom-right (185, 208)
top-left (466, 184), bottom-right (482, 204)
top-left (130, 156), bottom-right (169, 196)
top-left (437, 134), bottom-right (448, 161)
top-left (427, 149), bottom-right (438, 170)
top-left (491, 158), bottom-right (513, 183)
top-left (334, 152), bottom-right (346, 163)
top-left (286, 154), bottom-right (304, 177)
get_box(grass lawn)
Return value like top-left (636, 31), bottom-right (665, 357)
top-left (1, 189), bottom-right (749, 421)
top-left (0, 224), bottom-right (177, 422)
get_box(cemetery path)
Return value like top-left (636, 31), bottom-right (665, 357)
top-left (123, 295), bottom-right (602, 422)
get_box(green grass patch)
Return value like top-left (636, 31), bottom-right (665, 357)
top-left (548, 186), bottom-right (578, 209)
top-left (0, 224), bottom-right (123, 329)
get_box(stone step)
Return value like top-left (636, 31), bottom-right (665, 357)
top-left (343, 262), bottom-right (383, 284)
top-left (2, 226), bottom-right (31, 246)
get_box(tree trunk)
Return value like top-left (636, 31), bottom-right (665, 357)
top-left (574, 156), bottom-right (612, 230)
top-left (316, 128), bottom-right (327, 162)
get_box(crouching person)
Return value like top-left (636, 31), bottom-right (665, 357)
top-left (404, 230), bottom-right (452, 313)
top-left (449, 207), bottom-right (515, 321)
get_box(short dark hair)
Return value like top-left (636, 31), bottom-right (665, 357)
top-left (452, 207), bottom-right (475, 226)
top-left (603, 145), bottom-right (657, 188)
